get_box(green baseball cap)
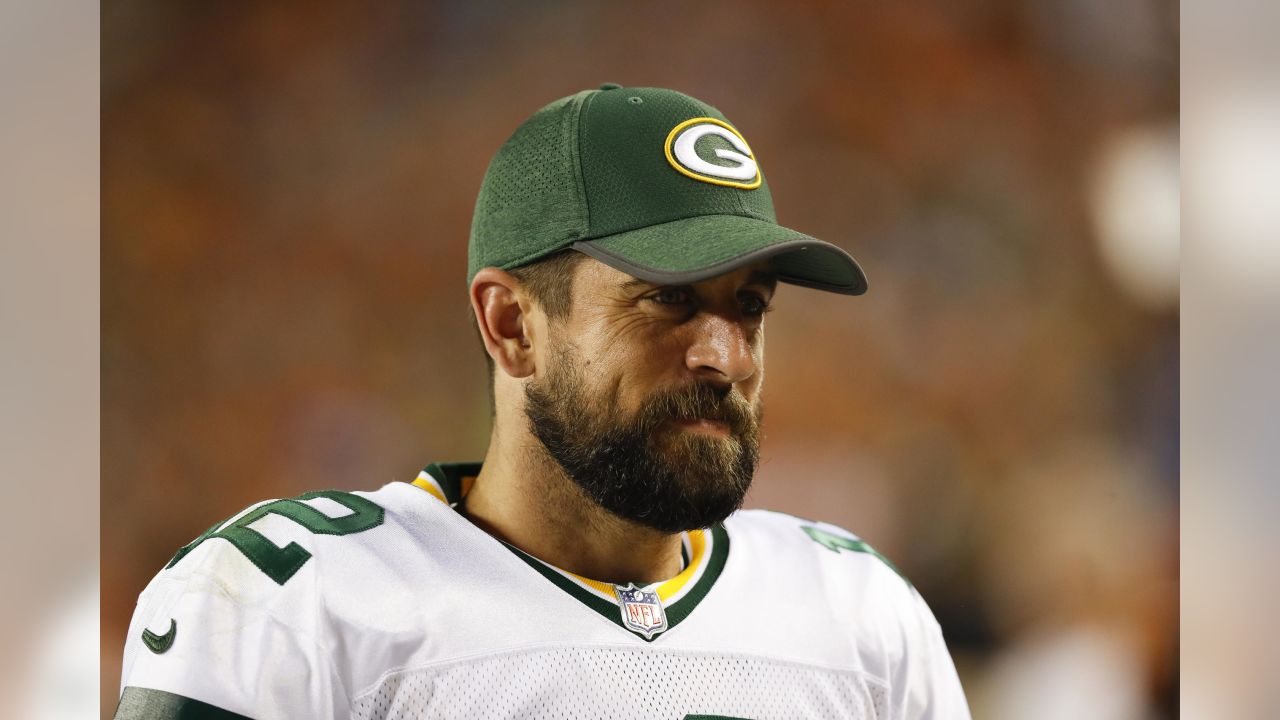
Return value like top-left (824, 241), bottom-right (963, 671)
top-left (468, 84), bottom-right (868, 295)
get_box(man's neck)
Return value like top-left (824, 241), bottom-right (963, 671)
top-left (463, 426), bottom-right (685, 586)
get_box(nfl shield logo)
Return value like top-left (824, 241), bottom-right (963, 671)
top-left (614, 583), bottom-right (668, 639)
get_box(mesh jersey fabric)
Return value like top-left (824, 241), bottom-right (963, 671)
top-left (117, 477), bottom-right (971, 720)
top-left (350, 646), bottom-right (889, 720)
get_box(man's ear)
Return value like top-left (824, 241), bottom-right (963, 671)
top-left (470, 267), bottom-right (537, 379)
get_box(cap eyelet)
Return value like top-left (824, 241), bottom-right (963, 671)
top-left (627, 96), bottom-right (644, 105)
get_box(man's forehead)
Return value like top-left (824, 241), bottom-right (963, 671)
top-left (577, 256), bottom-right (778, 291)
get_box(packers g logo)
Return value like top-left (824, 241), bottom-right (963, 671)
top-left (664, 117), bottom-right (762, 190)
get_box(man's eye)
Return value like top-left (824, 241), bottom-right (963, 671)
top-left (740, 295), bottom-right (772, 317)
top-left (651, 288), bottom-right (693, 306)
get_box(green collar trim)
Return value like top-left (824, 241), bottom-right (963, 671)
top-left (504, 542), bottom-right (624, 625)
top-left (414, 461), bottom-right (732, 642)
top-left (663, 524), bottom-right (730, 630)
top-left (421, 461), bottom-right (481, 505)
top-left (504, 525), bottom-right (730, 642)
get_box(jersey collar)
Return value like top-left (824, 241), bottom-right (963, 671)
top-left (410, 462), bottom-right (730, 642)
top-left (412, 461), bottom-right (479, 506)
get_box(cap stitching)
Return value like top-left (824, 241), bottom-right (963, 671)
top-left (498, 234), bottom-right (582, 271)
top-left (567, 90), bottom-right (595, 239)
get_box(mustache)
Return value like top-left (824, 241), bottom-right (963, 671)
top-left (636, 383), bottom-right (759, 437)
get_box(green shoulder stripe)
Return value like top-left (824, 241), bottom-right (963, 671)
top-left (115, 687), bottom-right (252, 719)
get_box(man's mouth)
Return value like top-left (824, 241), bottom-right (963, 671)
top-left (670, 417), bottom-right (731, 437)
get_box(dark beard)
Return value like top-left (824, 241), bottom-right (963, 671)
top-left (523, 343), bottom-right (760, 534)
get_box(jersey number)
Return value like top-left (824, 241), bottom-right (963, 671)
top-left (165, 491), bottom-right (385, 585)
top-left (801, 525), bottom-right (909, 585)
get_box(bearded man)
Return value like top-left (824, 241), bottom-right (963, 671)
top-left (116, 84), bottom-right (971, 720)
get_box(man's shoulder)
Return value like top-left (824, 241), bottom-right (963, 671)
top-left (725, 508), bottom-right (915, 598)
top-left (117, 479), bottom-right (495, 716)
top-left (135, 481), bottom-right (458, 613)
top-left (725, 507), bottom-right (874, 550)
top-left (719, 513), bottom-right (967, 715)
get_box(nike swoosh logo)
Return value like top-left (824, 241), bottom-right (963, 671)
top-left (142, 618), bottom-right (177, 654)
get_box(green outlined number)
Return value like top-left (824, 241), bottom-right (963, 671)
top-left (801, 525), bottom-right (910, 585)
top-left (166, 491), bottom-right (384, 585)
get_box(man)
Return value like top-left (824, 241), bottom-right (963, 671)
top-left (117, 84), bottom-right (970, 719)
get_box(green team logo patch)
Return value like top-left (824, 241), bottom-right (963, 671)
top-left (664, 117), bottom-right (762, 190)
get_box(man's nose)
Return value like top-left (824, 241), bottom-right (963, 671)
top-left (684, 314), bottom-right (757, 385)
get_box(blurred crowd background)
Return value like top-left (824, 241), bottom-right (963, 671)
top-left (103, 1), bottom-right (1178, 717)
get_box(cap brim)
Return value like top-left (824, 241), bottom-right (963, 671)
top-left (571, 214), bottom-right (868, 295)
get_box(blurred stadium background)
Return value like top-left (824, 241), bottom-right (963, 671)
top-left (103, 1), bottom-right (1178, 717)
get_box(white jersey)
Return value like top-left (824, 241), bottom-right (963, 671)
top-left (117, 462), bottom-right (970, 719)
